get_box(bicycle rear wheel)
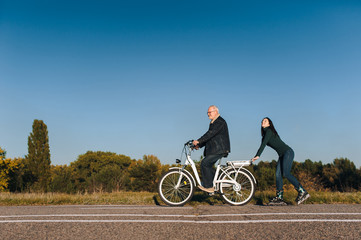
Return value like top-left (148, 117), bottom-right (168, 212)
top-left (158, 169), bottom-right (194, 206)
top-left (220, 169), bottom-right (255, 206)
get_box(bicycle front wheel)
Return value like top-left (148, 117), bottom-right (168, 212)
top-left (158, 169), bottom-right (194, 206)
top-left (220, 169), bottom-right (255, 206)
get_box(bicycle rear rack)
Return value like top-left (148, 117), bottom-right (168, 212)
top-left (226, 160), bottom-right (252, 168)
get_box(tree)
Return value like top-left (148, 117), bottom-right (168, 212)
top-left (128, 155), bottom-right (162, 192)
top-left (0, 148), bottom-right (5, 159)
top-left (292, 159), bottom-right (324, 191)
top-left (0, 147), bottom-right (20, 191)
top-left (70, 151), bottom-right (132, 193)
top-left (322, 158), bottom-right (359, 192)
top-left (7, 157), bottom-right (33, 192)
top-left (49, 165), bottom-right (74, 193)
top-left (26, 119), bottom-right (51, 192)
top-left (252, 160), bottom-right (277, 190)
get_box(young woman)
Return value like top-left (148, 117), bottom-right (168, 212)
top-left (251, 117), bottom-right (310, 205)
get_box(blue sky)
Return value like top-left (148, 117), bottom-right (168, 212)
top-left (1, 0), bottom-right (361, 167)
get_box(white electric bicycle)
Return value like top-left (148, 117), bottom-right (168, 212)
top-left (158, 140), bottom-right (256, 206)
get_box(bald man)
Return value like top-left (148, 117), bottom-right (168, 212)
top-left (193, 105), bottom-right (230, 193)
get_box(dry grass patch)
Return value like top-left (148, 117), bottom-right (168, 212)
top-left (0, 191), bottom-right (156, 206)
top-left (1, 191), bottom-right (360, 206)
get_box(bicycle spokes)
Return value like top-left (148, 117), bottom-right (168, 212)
top-left (220, 169), bottom-right (255, 206)
top-left (158, 170), bottom-right (194, 206)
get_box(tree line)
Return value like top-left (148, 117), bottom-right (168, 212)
top-left (1, 120), bottom-right (360, 193)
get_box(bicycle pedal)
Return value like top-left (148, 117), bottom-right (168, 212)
top-left (208, 192), bottom-right (215, 196)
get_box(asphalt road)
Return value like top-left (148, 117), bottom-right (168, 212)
top-left (0, 204), bottom-right (360, 240)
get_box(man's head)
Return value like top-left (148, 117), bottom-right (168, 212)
top-left (207, 105), bottom-right (219, 120)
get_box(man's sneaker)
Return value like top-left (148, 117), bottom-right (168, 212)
top-left (296, 190), bottom-right (310, 205)
top-left (198, 185), bottom-right (214, 193)
top-left (268, 196), bottom-right (287, 206)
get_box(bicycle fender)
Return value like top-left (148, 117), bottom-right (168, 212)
top-left (221, 166), bottom-right (257, 185)
top-left (168, 167), bottom-right (196, 186)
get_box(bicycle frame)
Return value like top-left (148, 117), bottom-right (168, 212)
top-left (168, 145), bottom-right (200, 190)
top-left (159, 140), bottom-right (257, 206)
top-left (171, 141), bottom-right (252, 191)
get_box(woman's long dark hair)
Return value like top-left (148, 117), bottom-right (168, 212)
top-left (261, 117), bottom-right (279, 138)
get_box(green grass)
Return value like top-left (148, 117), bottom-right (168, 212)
top-left (0, 190), bottom-right (360, 206)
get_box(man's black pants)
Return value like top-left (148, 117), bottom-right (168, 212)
top-left (200, 154), bottom-right (224, 188)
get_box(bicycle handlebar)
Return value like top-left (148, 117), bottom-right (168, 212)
top-left (185, 140), bottom-right (195, 148)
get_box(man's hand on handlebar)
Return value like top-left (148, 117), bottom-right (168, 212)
top-left (251, 156), bottom-right (259, 162)
top-left (192, 140), bottom-right (200, 150)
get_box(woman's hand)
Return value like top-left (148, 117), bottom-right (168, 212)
top-left (251, 156), bottom-right (259, 162)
